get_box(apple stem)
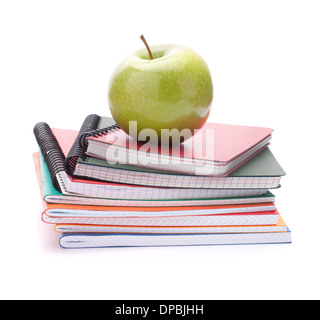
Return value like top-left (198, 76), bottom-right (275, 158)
top-left (140, 34), bottom-right (154, 60)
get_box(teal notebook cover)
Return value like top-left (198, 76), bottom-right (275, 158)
top-left (39, 150), bottom-right (62, 201)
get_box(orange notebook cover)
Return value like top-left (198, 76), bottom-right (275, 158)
top-left (54, 215), bottom-right (288, 234)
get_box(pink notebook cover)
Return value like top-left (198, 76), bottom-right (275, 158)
top-left (87, 122), bottom-right (273, 164)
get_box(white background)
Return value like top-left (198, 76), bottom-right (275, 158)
top-left (0, 0), bottom-right (319, 300)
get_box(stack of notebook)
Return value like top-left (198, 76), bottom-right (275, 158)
top-left (33, 114), bottom-right (291, 249)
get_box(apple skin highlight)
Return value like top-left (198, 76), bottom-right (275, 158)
top-left (108, 45), bottom-right (213, 144)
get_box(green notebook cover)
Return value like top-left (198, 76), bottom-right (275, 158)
top-left (79, 138), bottom-right (285, 179)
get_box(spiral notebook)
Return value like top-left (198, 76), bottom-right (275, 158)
top-left (34, 152), bottom-right (281, 232)
top-left (54, 127), bottom-right (283, 189)
top-left (33, 152), bottom-right (276, 207)
top-left (33, 115), bottom-right (284, 191)
top-left (73, 147), bottom-right (284, 189)
top-left (33, 124), bottom-right (268, 200)
top-left (70, 114), bottom-right (273, 176)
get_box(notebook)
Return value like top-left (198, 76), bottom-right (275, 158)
top-left (43, 202), bottom-right (276, 219)
top-left (66, 114), bottom-right (273, 176)
top-left (54, 127), bottom-right (283, 189)
top-left (54, 215), bottom-right (288, 234)
top-left (59, 230), bottom-right (292, 249)
top-left (73, 146), bottom-right (284, 189)
top-left (33, 124), bottom-right (269, 200)
top-left (34, 120), bottom-right (284, 190)
top-left (34, 152), bottom-right (279, 227)
top-left (34, 152), bottom-right (276, 207)
top-left (42, 210), bottom-right (280, 227)
top-left (41, 201), bottom-right (279, 226)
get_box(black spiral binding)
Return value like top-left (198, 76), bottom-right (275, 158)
top-left (79, 123), bottom-right (120, 150)
top-left (64, 114), bottom-right (120, 177)
top-left (33, 122), bottom-right (65, 192)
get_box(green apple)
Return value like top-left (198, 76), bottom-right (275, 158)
top-left (108, 40), bottom-right (213, 144)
